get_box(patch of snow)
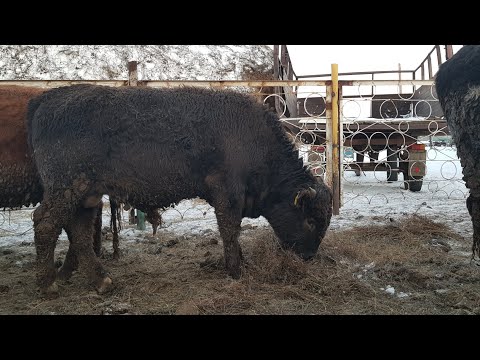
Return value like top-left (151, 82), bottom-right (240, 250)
top-left (384, 285), bottom-right (395, 295)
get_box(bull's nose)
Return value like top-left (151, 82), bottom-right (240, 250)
top-left (300, 252), bottom-right (315, 261)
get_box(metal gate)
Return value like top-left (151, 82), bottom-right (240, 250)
top-left (1, 70), bottom-right (465, 218)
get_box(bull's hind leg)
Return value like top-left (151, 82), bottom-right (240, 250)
top-left (57, 229), bottom-right (79, 281)
top-left (467, 194), bottom-right (480, 259)
top-left (33, 200), bottom-right (72, 295)
top-left (68, 206), bottom-right (112, 293)
top-left (58, 201), bottom-right (104, 281)
top-left (207, 175), bottom-right (244, 279)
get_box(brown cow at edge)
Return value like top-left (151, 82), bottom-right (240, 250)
top-left (27, 84), bottom-right (333, 295)
top-left (0, 85), bottom-right (104, 282)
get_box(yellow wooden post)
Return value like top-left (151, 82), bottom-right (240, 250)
top-left (331, 64), bottom-right (340, 215)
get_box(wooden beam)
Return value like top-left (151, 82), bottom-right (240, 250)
top-left (128, 61), bottom-right (138, 86)
top-left (445, 45), bottom-right (454, 60)
top-left (435, 45), bottom-right (442, 67)
top-left (427, 56), bottom-right (433, 79)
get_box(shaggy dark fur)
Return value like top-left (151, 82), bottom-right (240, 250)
top-left (0, 85), bottom-right (104, 285)
top-left (436, 45), bottom-right (480, 259)
top-left (27, 84), bottom-right (333, 293)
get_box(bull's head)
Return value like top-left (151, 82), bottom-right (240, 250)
top-left (264, 179), bottom-right (333, 260)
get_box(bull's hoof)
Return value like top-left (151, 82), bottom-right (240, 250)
top-left (40, 282), bottom-right (59, 298)
top-left (113, 250), bottom-right (121, 261)
top-left (57, 266), bottom-right (74, 281)
top-left (226, 265), bottom-right (242, 280)
top-left (95, 277), bottom-right (113, 294)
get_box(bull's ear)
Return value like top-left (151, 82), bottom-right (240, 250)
top-left (294, 187), bottom-right (317, 208)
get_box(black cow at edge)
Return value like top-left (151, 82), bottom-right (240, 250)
top-left (27, 84), bottom-right (333, 294)
top-left (436, 45), bottom-right (480, 260)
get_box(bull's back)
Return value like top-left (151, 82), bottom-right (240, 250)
top-left (0, 85), bottom-right (45, 207)
top-left (29, 84), bottom-right (274, 163)
top-left (28, 85), bottom-right (283, 204)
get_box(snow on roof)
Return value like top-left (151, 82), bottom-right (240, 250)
top-left (0, 45), bottom-right (273, 81)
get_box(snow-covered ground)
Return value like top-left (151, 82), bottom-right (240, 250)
top-left (0, 146), bottom-right (471, 249)
top-left (338, 146), bottom-right (470, 240)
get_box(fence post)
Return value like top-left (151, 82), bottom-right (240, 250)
top-left (435, 45), bottom-right (442, 67)
top-left (445, 45), bottom-right (454, 60)
top-left (326, 64), bottom-right (340, 215)
top-left (127, 61), bottom-right (146, 231)
top-left (427, 56), bottom-right (433, 79)
top-left (128, 61), bottom-right (138, 86)
top-left (338, 82), bottom-right (344, 208)
top-left (398, 63), bottom-right (402, 93)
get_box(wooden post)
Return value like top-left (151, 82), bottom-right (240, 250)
top-left (398, 63), bottom-right (402, 94)
top-left (128, 61), bottom-right (138, 86)
top-left (127, 61), bottom-right (146, 230)
top-left (326, 85), bottom-right (333, 195)
top-left (435, 45), bottom-right (442, 67)
top-left (427, 56), bottom-right (433, 79)
top-left (331, 64), bottom-right (340, 215)
top-left (272, 46), bottom-right (283, 116)
top-left (371, 73), bottom-right (374, 97)
top-left (338, 83), bottom-right (344, 208)
top-left (445, 45), bottom-right (454, 60)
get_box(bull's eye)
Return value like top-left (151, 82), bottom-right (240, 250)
top-left (304, 218), bottom-right (316, 232)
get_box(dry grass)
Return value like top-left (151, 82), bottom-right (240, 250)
top-left (0, 215), bottom-right (479, 315)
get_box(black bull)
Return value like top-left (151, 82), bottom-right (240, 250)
top-left (27, 84), bottom-right (333, 294)
top-left (436, 45), bottom-right (480, 260)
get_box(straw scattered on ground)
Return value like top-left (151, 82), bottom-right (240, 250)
top-left (0, 214), bottom-right (478, 315)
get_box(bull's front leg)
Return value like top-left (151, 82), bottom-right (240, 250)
top-left (146, 208), bottom-right (162, 236)
top-left (207, 175), bottom-right (245, 279)
top-left (215, 206), bottom-right (243, 279)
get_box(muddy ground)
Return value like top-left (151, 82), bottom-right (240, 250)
top-left (0, 213), bottom-right (479, 315)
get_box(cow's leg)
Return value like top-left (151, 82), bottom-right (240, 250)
top-left (146, 208), bottom-right (162, 236)
top-left (69, 206), bottom-right (112, 293)
top-left (207, 175), bottom-right (244, 279)
top-left (110, 200), bottom-right (120, 260)
top-left (33, 198), bottom-right (73, 295)
top-left (57, 228), bottom-right (79, 281)
top-left (93, 200), bottom-right (103, 257)
top-left (467, 194), bottom-right (480, 259)
top-left (58, 200), bottom-right (104, 281)
top-left (215, 203), bottom-right (243, 279)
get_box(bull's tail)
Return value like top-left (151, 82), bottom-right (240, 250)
top-left (26, 93), bottom-right (45, 154)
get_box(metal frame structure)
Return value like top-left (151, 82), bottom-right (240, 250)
top-left (1, 53), bottom-right (459, 217)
